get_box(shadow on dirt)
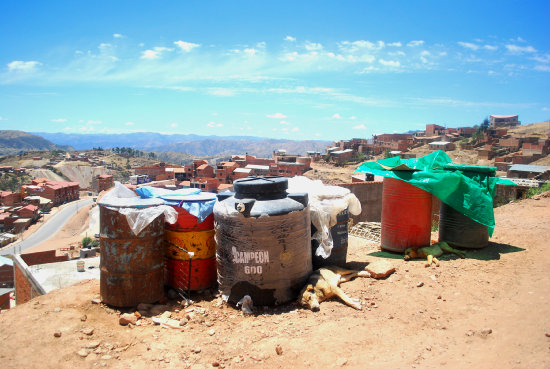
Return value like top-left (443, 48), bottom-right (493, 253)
top-left (366, 241), bottom-right (525, 262)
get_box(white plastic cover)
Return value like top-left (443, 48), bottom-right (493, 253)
top-left (99, 182), bottom-right (177, 235)
top-left (287, 176), bottom-right (362, 258)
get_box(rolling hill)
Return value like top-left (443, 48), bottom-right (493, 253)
top-left (0, 130), bottom-right (72, 156)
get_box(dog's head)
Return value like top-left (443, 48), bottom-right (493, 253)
top-left (299, 284), bottom-right (320, 311)
top-left (403, 247), bottom-right (418, 261)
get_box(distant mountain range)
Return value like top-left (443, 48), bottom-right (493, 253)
top-left (34, 132), bottom-right (331, 157)
top-left (0, 130), bottom-right (72, 156)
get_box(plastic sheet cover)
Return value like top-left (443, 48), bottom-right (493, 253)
top-left (138, 186), bottom-right (216, 223)
top-left (354, 150), bottom-right (516, 236)
top-left (287, 176), bottom-right (362, 258)
top-left (99, 182), bottom-right (177, 235)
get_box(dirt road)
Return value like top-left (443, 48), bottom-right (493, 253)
top-left (0, 194), bottom-right (549, 368)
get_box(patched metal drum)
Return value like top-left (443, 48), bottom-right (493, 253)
top-left (99, 197), bottom-right (165, 307)
top-left (214, 176), bottom-right (311, 306)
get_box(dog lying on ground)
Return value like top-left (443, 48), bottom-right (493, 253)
top-left (404, 241), bottom-right (466, 267)
top-left (299, 266), bottom-right (370, 311)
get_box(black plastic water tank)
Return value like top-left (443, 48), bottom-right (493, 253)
top-left (438, 164), bottom-right (494, 248)
top-left (311, 208), bottom-right (349, 268)
top-left (214, 176), bottom-right (312, 305)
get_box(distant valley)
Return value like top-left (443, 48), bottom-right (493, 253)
top-left (34, 132), bottom-right (331, 157)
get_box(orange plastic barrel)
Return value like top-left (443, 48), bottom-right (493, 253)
top-left (165, 257), bottom-right (217, 291)
top-left (164, 229), bottom-right (216, 260)
top-left (380, 177), bottom-right (432, 252)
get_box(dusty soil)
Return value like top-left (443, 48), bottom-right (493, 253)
top-left (1, 191), bottom-right (549, 368)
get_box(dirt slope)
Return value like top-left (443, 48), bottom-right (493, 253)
top-left (0, 195), bottom-right (549, 369)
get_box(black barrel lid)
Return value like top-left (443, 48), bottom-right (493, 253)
top-left (233, 176), bottom-right (288, 195)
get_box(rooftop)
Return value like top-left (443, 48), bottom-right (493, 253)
top-left (28, 257), bottom-right (100, 294)
top-left (508, 164), bottom-right (550, 173)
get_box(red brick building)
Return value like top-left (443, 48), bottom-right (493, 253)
top-left (92, 174), bottom-right (114, 193)
top-left (23, 180), bottom-right (80, 206)
top-left (0, 191), bottom-right (21, 206)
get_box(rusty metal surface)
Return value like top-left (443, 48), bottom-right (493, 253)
top-left (99, 206), bottom-right (165, 307)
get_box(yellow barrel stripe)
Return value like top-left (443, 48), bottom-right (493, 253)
top-left (164, 229), bottom-right (216, 260)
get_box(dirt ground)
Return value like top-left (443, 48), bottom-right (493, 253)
top-left (0, 189), bottom-right (549, 368)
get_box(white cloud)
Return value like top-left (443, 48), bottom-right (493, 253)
top-left (350, 116), bottom-right (357, 120)
top-left (141, 50), bottom-right (159, 59)
top-left (484, 45), bottom-right (498, 51)
top-left (280, 120), bottom-right (290, 125)
top-left (291, 127), bottom-right (299, 132)
top-left (266, 113), bottom-right (286, 119)
top-left (208, 88), bottom-right (236, 97)
top-left (407, 40), bottom-right (424, 47)
top-left (0, 116), bottom-right (6, 120)
top-left (113, 33), bottom-right (124, 38)
top-left (458, 41), bottom-right (479, 51)
top-left (535, 65), bottom-right (550, 72)
top-left (170, 122), bottom-right (178, 128)
top-left (87, 120), bottom-right (102, 125)
top-left (542, 107), bottom-right (550, 111)
top-left (244, 48), bottom-right (257, 56)
top-left (305, 41), bottom-right (323, 51)
top-left (8, 60), bottom-right (41, 71)
top-left (125, 121), bottom-right (134, 126)
top-left (285, 36), bottom-right (296, 42)
top-left (506, 44), bottom-right (537, 54)
top-left (332, 113), bottom-right (342, 119)
top-left (379, 59), bottom-right (400, 67)
top-left (353, 124), bottom-right (366, 130)
top-left (174, 40), bottom-right (200, 52)
top-left (388, 42), bottom-right (402, 47)
top-left (51, 118), bottom-right (67, 123)
top-left (207, 121), bottom-right (223, 127)
top-left (533, 54), bottom-right (550, 63)
top-left (315, 133), bottom-right (322, 137)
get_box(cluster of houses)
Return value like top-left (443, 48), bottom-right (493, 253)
top-left (325, 115), bottom-right (550, 182)
top-left (132, 150), bottom-right (312, 192)
top-left (0, 178), bottom-right (80, 235)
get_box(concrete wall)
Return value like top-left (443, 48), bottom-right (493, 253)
top-left (337, 181), bottom-right (383, 223)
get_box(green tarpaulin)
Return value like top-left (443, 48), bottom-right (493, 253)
top-left (354, 150), bottom-right (516, 236)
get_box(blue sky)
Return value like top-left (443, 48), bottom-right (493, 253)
top-left (0, 1), bottom-right (549, 141)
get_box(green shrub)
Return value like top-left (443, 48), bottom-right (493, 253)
top-left (82, 236), bottom-right (92, 248)
top-left (526, 182), bottom-right (550, 198)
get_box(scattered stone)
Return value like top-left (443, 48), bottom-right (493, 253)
top-left (365, 260), bottom-right (396, 279)
top-left (86, 341), bottom-right (101, 349)
top-left (212, 361), bottom-right (220, 367)
top-left (150, 305), bottom-right (170, 316)
top-left (91, 299), bottom-right (101, 305)
top-left (437, 295), bottom-right (442, 300)
top-left (426, 345), bottom-right (431, 351)
top-left (275, 345), bottom-right (283, 356)
top-left (77, 349), bottom-right (89, 358)
top-left (417, 282), bottom-right (424, 288)
top-left (466, 330), bottom-right (474, 336)
top-left (192, 347), bottom-right (202, 354)
top-left (101, 355), bottom-right (112, 360)
top-left (337, 358), bottom-right (348, 366)
top-left (481, 328), bottom-right (493, 335)
top-left (53, 331), bottom-right (62, 338)
top-left (208, 329), bottom-right (215, 336)
top-left (134, 311), bottom-right (142, 319)
top-left (82, 328), bottom-right (94, 336)
top-left (54, 307), bottom-right (62, 313)
top-left (119, 313), bottom-right (138, 326)
top-left (80, 315), bottom-right (87, 322)
top-left (160, 311), bottom-right (172, 320)
top-left (546, 333), bottom-right (550, 338)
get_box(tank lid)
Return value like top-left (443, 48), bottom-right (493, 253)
top-left (234, 176), bottom-right (288, 195)
top-left (98, 197), bottom-right (164, 209)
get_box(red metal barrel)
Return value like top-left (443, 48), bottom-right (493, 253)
top-left (165, 208), bottom-right (214, 232)
top-left (380, 177), bottom-right (432, 252)
top-left (99, 198), bottom-right (165, 307)
top-left (165, 257), bottom-right (217, 291)
top-left (162, 192), bottom-right (217, 291)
